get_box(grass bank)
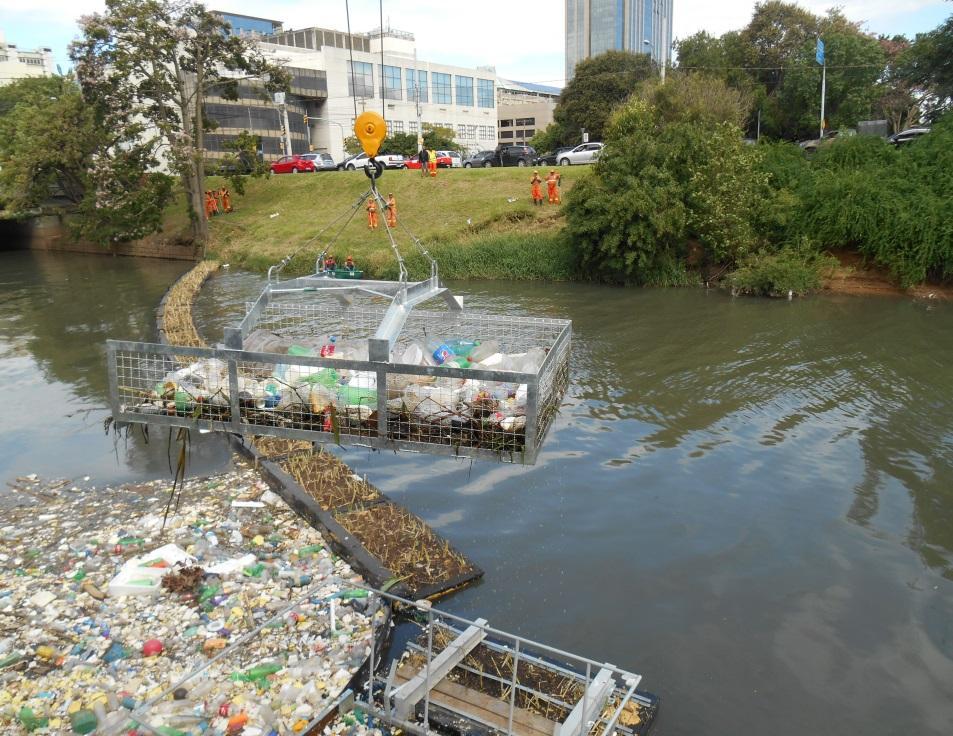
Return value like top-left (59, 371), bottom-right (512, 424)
top-left (205, 166), bottom-right (586, 280)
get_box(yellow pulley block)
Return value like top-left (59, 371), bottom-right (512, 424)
top-left (355, 112), bottom-right (387, 158)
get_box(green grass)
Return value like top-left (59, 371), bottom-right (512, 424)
top-left (204, 166), bottom-right (586, 279)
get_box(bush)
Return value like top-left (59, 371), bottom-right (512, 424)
top-left (565, 74), bottom-right (769, 284)
top-left (727, 241), bottom-right (838, 297)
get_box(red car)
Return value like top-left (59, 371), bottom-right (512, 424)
top-left (270, 155), bottom-right (317, 174)
top-left (405, 152), bottom-right (452, 170)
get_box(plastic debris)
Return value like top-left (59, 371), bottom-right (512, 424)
top-left (0, 459), bottom-right (374, 735)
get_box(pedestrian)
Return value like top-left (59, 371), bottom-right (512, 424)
top-left (344, 255), bottom-right (356, 272)
top-left (530, 171), bottom-right (543, 206)
top-left (385, 193), bottom-right (398, 228)
top-left (546, 170), bottom-right (561, 205)
top-left (325, 254), bottom-right (337, 272)
top-left (428, 149), bottom-right (438, 178)
top-left (418, 148), bottom-right (429, 178)
top-left (366, 199), bottom-right (379, 229)
top-left (220, 186), bottom-right (233, 213)
top-left (204, 190), bottom-right (217, 218)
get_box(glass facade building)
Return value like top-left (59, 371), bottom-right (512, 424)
top-left (565, 0), bottom-right (673, 80)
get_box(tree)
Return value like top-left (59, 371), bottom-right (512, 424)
top-left (565, 73), bottom-right (769, 284)
top-left (70, 0), bottom-right (288, 247)
top-left (553, 51), bottom-right (657, 145)
top-left (901, 13), bottom-right (953, 121)
top-left (422, 124), bottom-right (459, 151)
top-left (876, 36), bottom-right (920, 133)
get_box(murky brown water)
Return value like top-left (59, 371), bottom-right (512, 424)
top-left (3, 251), bottom-right (953, 734)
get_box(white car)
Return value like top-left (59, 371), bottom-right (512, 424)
top-left (558, 142), bottom-right (604, 166)
top-left (343, 152), bottom-right (406, 170)
top-left (439, 150), bottom-right (463, 168)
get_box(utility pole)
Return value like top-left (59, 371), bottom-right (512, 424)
top-left (817, 38), bottom-right (826, 139)
top-left (274, 91), bottom-right (291, 156)
top-left (414, 45), bottom-right (423, 151)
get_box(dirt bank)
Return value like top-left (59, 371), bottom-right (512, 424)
top-left (823, 251), bottom-right (953, 300)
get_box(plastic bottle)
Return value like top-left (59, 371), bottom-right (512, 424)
top-left (469, 339), bottom-right (500, 363)
top-left (319, 336), bottom-right (337, 358)
top-left (18, 706), bottom-right (48, 732)
top-left (70, 708), bottom-right (98, 734)
top-left (428, 341), bottom-right (455, 365)
top-left (445, 339), bottom-right (479, 358)
top-left (230, 662), bottom-right (283, 686)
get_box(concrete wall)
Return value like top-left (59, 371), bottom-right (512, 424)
top-left (21, 215), bottom-right (200, 261)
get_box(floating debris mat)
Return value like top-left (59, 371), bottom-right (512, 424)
top-left (387, 621), bottom-right (659, 736)
top-left (234, 437), bottom-right (483, 601)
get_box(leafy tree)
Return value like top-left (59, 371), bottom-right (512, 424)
top-left (422, 124), bottom-right (459, 151)
top-left (553, 51), bottom-right (657, 145)
top-left (877, 36), bottom-right (921, 133)
top-left (901, 13), bottom-right (953, 120)
top-left (0, 74), bottom-right (173, 244)
top-left (529, 123), bottom-right (565, 154)
top-left (565, 73), bottom-right (769, 283)
top-left (216, 131), bottom-right (267, 195)
top-left (70, 0), bottom-right (288, 246)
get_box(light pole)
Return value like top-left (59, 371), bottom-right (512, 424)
top-left (644, 38), bottom-right (665, 83)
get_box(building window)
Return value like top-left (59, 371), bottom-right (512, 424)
top-left (524, 129), bottom-right (535, 138)
top-left (457, 124), bottom-right (466, 139)
top-left (391, 120), bottom-right (405, 133)
top-left (455, 75), bottom-right (473, 106)
top-left (409, 121), bottom-right (419, 134)
top-left (500, 130), bottom-right (513, 139)
top-left (407, 69), bottom-right (428, 103)
top-left (379, 64), bottom-right (402, 100)
top-left (465, 125), bottom-right (477, 140)
top-left (515, 117), bottom-right (535, 126)
top-left (348, 60), bottom-right (374, 98)
top-left (499, 119), bottom-right (512, 128)
top-left (432, 72), bottom-right (451, 104)
top-left (477, 79), bottom-right (494, 108)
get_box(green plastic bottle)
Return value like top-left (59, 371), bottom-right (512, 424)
top-left (230, 662), bottom-right (282, 686)
top-left (298, 544), bottom-right (323, 556)
top-left (338, 589), bottom-right (369, 600)
top-left (18, 706), bottom-right (48, 732)
top-left (70, 708), bottom-right (98, 734)
top-left (243, 563), bottom-right (265, 577)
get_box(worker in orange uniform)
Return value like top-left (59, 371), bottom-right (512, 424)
top-left (428, 149), bottom-right (438, 178)
top-left (366, 198), bottom-right (379, 229)
top-left (220, 186), bottom-right (233, 213)
top-left (546, 170), bottom-right (561, 204)
top-left (530, 171), bottom-right (543, 206)
top-left (385, 193), bottom-right (398, 228)
top-left (204, 190), bottom-right (218, 218)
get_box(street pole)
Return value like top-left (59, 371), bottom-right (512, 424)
top-left (414, 46), bottom-right (423, 150)
top-left (282, 103), bottom-right (292, 156)
top-left (819, 61), bottom-right (826, 140)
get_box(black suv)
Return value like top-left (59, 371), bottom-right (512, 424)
top-left (494, 145), bottom-right (536, 167)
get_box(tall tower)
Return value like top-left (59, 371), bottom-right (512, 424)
top-left (565, 0), bottom-right (673, 80)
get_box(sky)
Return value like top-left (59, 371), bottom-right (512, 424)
top-left (1, 0), bottom-right (950, 85)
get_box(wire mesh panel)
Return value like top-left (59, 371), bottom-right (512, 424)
top-left (108, 304), bottom-right (570, 464)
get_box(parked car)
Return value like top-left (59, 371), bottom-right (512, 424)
top-left (405, 152), bottom-right (453, 169)
top-left (557, 142), bottom-right (604, 166)
top-left (440, 150), bottom-right (463, 168)
top-left (463, 150), bottom-right (496, 168)
top-left (270, 154), bottom-right (317, 174)
top-left (798, 129), bottom-right (856, 153)
top-left (536, 147), bottom-right (574, 166)
top-left (340, 152), bottom-right (406, 170)
top-left (888, 127), bottom-right (930, 146)
top-left (299, 152), bottom-right (336, 171)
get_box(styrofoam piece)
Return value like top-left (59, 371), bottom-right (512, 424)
top-left (205, 553), bottom-right (257, 576)
top-left (108, 566), bottom-right (165, 597)
top-left (127, 543), bottom-right (195, 570)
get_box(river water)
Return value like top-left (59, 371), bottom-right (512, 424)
top-left (3, 250), bottom-right (953, 734)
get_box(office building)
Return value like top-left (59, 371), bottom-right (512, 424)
top-left (205, 13), bottom-right (498, 163)
top-left (0, 30), bottom-right (55, 86)
top-left (565, 0), bottom-right (673, 80)
top-left (496, 78), bottom-right (561, 146)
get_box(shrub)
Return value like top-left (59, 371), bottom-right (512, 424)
top-left (727, 241), bottom-right (838, 297)
top-left (565, 75), bottom-right (769, 284)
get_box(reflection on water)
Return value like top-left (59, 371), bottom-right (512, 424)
top-left (0, 251), bottom-right (233, 491)
top-left (3, 252), bottom-right (952, 735)
top-left (193, 274), bottom-right (953, 735)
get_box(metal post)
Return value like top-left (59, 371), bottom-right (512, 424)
top-left (424, 609), bottom-right (434, 731)
top-left (819, 61), bottom-right (826, 140)
top-left (227, 359), bottom-right (241, 431)
top-left (506, 640), bottom-right (520, 735)
top-left (579, 662), bottom-right (590, 736)
top-left (368, 606), bottom-right (376, 710)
